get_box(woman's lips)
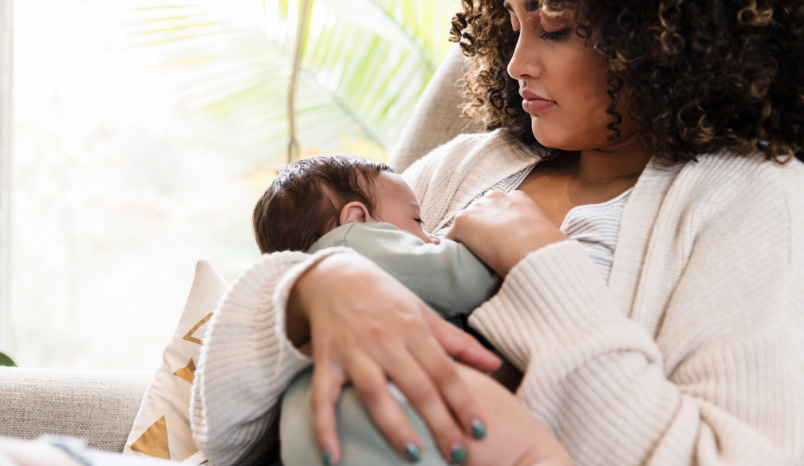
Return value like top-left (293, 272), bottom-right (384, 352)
top-left (520, 90), bottom-right (556, 114)
top-left (522, 98), bottom-right (557, 114)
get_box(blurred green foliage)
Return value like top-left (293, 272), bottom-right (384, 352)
top-left (125, 0), bottom-right (457, 171)
top-left (0, 351), bottom-right (16, 367)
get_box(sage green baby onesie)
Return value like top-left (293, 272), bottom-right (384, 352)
top-left (281, 222), bottom-right (500, 466)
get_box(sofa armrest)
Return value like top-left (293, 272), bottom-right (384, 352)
top-left (0, 368), bottom-right (151, 453)
top-left (388, 45), bottom-right (485, 173)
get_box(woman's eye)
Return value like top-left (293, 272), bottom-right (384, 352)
top-left (539, 27), bottom-right (571, 41)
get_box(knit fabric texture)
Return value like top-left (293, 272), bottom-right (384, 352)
top-left (192, 129), bottom-right (804, 466)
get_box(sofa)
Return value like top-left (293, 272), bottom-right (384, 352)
top-left (0, 368), bottom-right (151, 452)
top-left (0, 44), bottom-right (483, 454)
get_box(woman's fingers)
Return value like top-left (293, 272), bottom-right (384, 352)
top-left (443, 191), bottom-right (567, 276)
top-left (422, 309), bottom-right (501, 372)
top-left (406, 331), bottom-right (488, 446)
top-left (300, 255), bottom-right (498, 463)
top-left (346, 354), bottom-right (426, 462)
top-left (384, 349), bottom-right (470, 463)
top-left (311, 361), bottom-right (348, 464)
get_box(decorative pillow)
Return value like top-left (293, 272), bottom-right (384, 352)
top-left (124, 260), bottom-right (230, 462)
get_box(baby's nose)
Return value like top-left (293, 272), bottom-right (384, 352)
top-left (429, 234), bottom-right (441, 245)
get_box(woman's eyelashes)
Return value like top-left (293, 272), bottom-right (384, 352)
top-left (508, 26), bottom-right (571, 42)
top-left (539, 27), bottom-right (571, 41)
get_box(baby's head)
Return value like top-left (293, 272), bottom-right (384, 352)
top-left (253, 155), bottom-right (438, 254)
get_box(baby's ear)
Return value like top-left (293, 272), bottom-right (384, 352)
top-left (339, 201), bottom-right (372, 225)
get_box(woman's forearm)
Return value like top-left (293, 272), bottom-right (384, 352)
top-left (192, 249), bottom-right (347, 466)
top-left (469, 240), bottom-right (804, 466)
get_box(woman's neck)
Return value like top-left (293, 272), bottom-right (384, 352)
top-left (520, 134), bottom-right (651, 226)
top-left (574, 134), bottom-right (652, 186)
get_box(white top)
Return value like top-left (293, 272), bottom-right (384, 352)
top-left (559, 188), bottom-right (632, 283)
top-left (435, 163), bottom-right (633, 283)
top-left (191, 129), bottom-right (804, 466)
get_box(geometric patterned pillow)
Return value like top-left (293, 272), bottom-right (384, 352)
top-left (123, 260), bottom-right (230, 462)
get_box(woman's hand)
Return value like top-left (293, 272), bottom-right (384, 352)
top-left (287, 253), bottom-right (502, 464)
top-left (445, 191), bottom-right (567, 276)
top-left (451, 364), bottom-right (574, 466)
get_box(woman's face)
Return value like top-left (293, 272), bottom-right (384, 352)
top-left (504, 0), bottom-right (636, 151)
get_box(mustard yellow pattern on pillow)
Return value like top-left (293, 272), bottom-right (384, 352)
top-left (183, 313), bottom-right (212, 345)
top-left (173, 358), bottom-right (197, 384)
top-left (131, 416), bottom-right (170, 460)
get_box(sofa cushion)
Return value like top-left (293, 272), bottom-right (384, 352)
top-left (123, 260), bottom-right (230, 462)
top-left (388, 45), bottom-right (485, 173)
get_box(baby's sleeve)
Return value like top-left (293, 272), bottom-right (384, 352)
top-left (338, 223), bottom-right (501, 318)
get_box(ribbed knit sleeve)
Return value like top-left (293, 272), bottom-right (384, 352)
top-left (191, 248), bottom-right (352, 466)
top-left (468, 162), bottom-right (804, 466)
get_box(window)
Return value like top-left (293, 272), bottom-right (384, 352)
top-left (2, 0), bottom-right (453, 370)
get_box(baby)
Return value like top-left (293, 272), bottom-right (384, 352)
top-left (253, 155), bottom-right (501, 325)
top-left (254, 156), bottom-right (549, 466)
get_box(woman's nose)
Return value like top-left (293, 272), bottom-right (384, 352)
top-left (507, 33), bottom-right (542, 81)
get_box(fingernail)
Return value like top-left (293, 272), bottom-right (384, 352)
top-left (450, 444), bottom-right (468, 464)
top-left (471, 420), bottom-right (487, 439)
top-left (403, 443), bottom-right (422, 463)
top-left (322, 451), bottom-right (333, 466)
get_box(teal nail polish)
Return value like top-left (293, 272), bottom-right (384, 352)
top-left (404, 443), bottom-right (422, 463)
top-left (471, 420), bottom-right (487, 439)
top-left (450, 445), bottom-right (468, 464)
top-left (322, 451), bottom-right (333, 466)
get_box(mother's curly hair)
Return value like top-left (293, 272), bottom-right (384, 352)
top-left (450, 0), bottom-right (804, 163)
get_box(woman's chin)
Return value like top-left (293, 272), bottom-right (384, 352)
top-left (532, 125), bottom-right (570, 152)
top-left (532, 121), bottom-right (592, 153)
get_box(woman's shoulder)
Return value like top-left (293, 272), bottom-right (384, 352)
top-left (402, 129), bottom-right (539, 229)
top-left (402, 129), bottom-right (536, 180)
top-left (681, 151), bottom-right (804, 205)
top-left (692, 149), bottom-right (804, 178)
top-left (424, 128), bottom-right (527, 157)
top-left (669, 151), bottom-right (804, 238)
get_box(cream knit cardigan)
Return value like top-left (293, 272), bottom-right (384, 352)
top-left (191, 129), bottom-right (804, 466)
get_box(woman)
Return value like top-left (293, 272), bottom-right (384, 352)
top-left (191, 1), bottom-right (804, 465)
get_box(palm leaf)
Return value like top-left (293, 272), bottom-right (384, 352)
top-left (123, 0), bottom-right (456, 169)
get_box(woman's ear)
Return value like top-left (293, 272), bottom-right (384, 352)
top-left (339, 201), bottom-right (373, 225)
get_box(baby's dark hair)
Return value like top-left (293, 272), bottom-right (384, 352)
top-left (253, 155), bottom-right (395, 254)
